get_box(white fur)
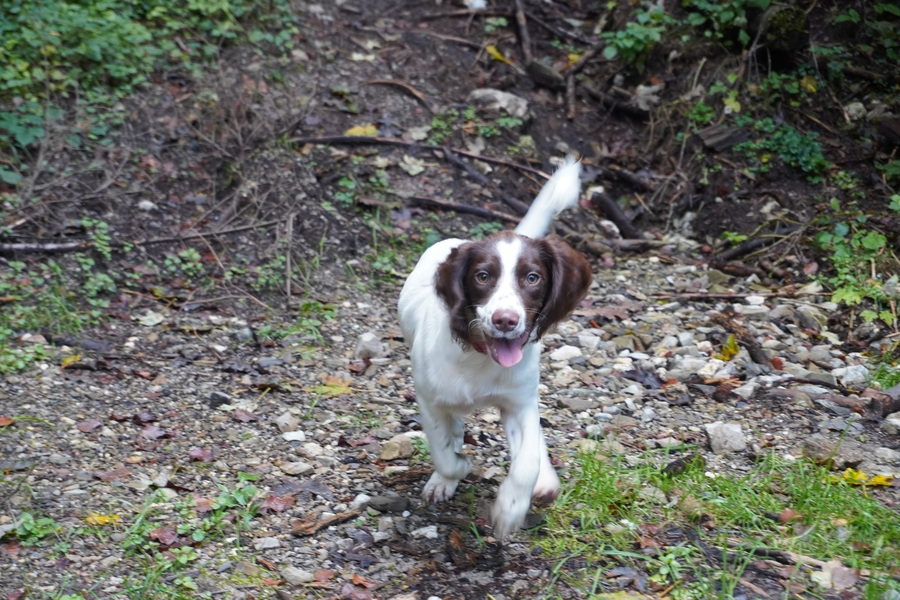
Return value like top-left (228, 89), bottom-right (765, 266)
top-left (514, 157), bottom-right (582, 239)
top-left (475, 237), bottom-right (527, 340)
top-left (398, 162), bottom-right (582, 538)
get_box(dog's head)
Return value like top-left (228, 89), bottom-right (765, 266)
top-left (435, 231), bottom-right (592, 367)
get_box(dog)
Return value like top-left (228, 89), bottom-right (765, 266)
top-left (398, 158), bottom-right (593, 537)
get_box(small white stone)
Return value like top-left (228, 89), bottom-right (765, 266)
top-left (549, 345), bottom-right (582, 361)
top-left (411, 525), bottom-right (439, 539)
top-left (253, 537), bottom-right (281, 550)
top-left (282, 431), bottom-right (306, 443)
top-left (137, 200), bottom-right (157, 211)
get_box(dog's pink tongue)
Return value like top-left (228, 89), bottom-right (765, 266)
top-left (489, 337), bottom-right (525, 368)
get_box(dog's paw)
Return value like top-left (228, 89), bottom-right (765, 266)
top-left (422, 472), bottom-right (460, 503)
top-left (532, 468), bottom-right (561, 506)
top-left (491, 488), bottom-right (529, 539)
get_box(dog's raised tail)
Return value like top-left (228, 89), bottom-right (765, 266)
top-left (514, 157), bottom-right (581, 239)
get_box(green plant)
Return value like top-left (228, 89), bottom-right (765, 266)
top-left (15, 512), bottom-right (61, 546)
top-left (877, 160), bottom-right (900, 184)
top-left (721, 231), bottom-right (748, 244)
top-left (602, 8), bottom-right (674, 71)
top-left (163, 248), bottom-right (205, 280)
top-left (814, 203), bottom-right (899, 326)
top-left (687, 100), bottom-right (716, 127)
top-left (735, 117), bottom-right (829, 182)
top-left (468, 222), bottom-right (504, 240)
top-left (80, 218), bottom-right (113, 260)
top-left (483, 16), bottom-right (508, 33)
top-left (683, 0), bottom-right (772, 47)
top-left (427, 108), bottom-right (459, 145)
top-left (0, 102), bottom-right (49, 184)
top-left (411, 436), bottom-right (431, 465)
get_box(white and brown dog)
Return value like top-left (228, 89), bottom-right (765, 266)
top-left (398, 159), bottom-right (592, 537)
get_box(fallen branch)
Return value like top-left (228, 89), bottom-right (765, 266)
top-left (589, 191), bottom-right (642, 239)
top-left (0, 241), bottom-right (90, 255)
top-left (362, 79), bottom-right (434, 112)
top-left (442, 148), bottom-right (531, 215)
top-left (291, 509), bottom-right (361, 536)
top-left (592, 165), bottom-right (652, 192)
top-left (711, 226), bottom-right (800, 263)
top-left (581, 84), bottom-right (650, 121)
top-left (290, 135), bottom-right (548, 178)
top-left (408, 196), bottom-right (520, 223)
top-left (648, 290), bottom-right (830, 300)
top-left (513, 0), bottom-right (533, 63)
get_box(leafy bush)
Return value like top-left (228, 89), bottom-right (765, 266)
top-left (684, 0), bottom-right (772, 46)
top-left (735, 117), bottom-right (829, 182)
top-left (814, 196), bottom-right (900, 326)
top-left (602, 8), bottom-right (674, 71)
top-left (0, 0), bottom-right (299, 102)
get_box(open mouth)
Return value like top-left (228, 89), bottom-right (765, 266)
top-left (485, 332), bottom-right (529, 368)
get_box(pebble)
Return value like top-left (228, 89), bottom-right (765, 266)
top-left (282, 431), bottom-right (306, 443)
top-left (281, 461), bottom-right (314, 476)
top-left (549, 345), bottom-right (582, 361)
top-left (253, 537), bottom-right (281, 550)
top-left (704, 422), bottom-right (747, 454)
top-left (380, 433), bottom-right (417, 460)
top-left (368, 495), bottom-right (410, 513)
top-left (280, 566), bottom-right (315, 585)
top-left (410, 525), bottom-right (438, 539)
top-left (275, 412), bottom-right (299, 433)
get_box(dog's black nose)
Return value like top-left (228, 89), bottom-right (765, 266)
top-left (491, 310), bottom-right (519, 332)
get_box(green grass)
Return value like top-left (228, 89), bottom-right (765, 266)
top-left (538, 449), bottom-right (900, 599)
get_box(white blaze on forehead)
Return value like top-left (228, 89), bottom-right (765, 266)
top-left (476, 237), bottom-right (527, 338)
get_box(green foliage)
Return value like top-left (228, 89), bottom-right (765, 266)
top-left (877, 160), bottom-right (900, 184)
top-left (0, 258), bottom-right (114, 373)
top-left (721, 231), bottom-right (748, 244)
top-left (426, 106), bottom-right (522, 145)
top-left (0, 0), bottom-right (299, 103)
top-left (602, 9), bottom-right (673, 71)
top-left (468, 222), bottom-right (504, 240)
top-left (687, 100), bottom-right (716, 127)
top-left (427, 108), bottom-right (459, 145)
top-left (735, 117), bottom-right (829, 182)
top-left (834, 2), bottom-right (900, 63)
top-left (814, 197), bottom-right (900, 326)
top-left (15, 512), bottom-right (61, 546)
top-left (683, 0), bottom-right (771, 46)
top-left (483, 17), bottom-right (508, 33)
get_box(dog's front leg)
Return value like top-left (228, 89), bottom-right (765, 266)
top-left (492, 402), bottom-right (543, 538)
top-left (418, 398), bottom-right (470, 503)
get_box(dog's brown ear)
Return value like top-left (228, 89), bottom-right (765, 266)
top-left (435, 243), bottom-right (475, 345)
top-left (534, 235), bottom-right (592, 339)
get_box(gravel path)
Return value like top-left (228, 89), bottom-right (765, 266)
top-left (3, 252), bottom-right (900, 599)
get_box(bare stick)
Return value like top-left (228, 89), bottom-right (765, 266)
top-left (513, 0), bottom-right (533, 63)
top-left (589, 192), bottom-right (642, 239)
top-left (408, 196), bottom-right (520, 223)
top-left (0, 241), bottom-right (90, 254)
top-left (290, 135), bottom-right (549, 178)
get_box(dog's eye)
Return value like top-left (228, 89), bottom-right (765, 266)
top-left (475, 271), bottom-right (490, 283)
top-left (525, 272), bottom-right (541, 285)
